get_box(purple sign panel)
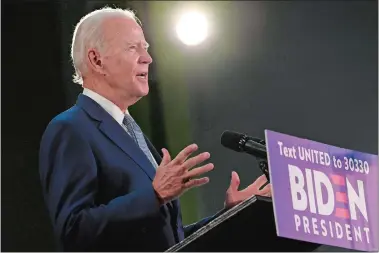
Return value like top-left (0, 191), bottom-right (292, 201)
top-left (265, 130), bottom-right (378, 251)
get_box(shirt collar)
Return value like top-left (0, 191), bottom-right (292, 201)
top-left (82, 88), bottom-right (129, 125)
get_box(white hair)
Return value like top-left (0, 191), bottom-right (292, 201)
top-left (70, 7), bottom-right (140, 85)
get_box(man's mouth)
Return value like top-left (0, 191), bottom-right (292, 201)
top-left (136, 72), bottom-right (148, 79)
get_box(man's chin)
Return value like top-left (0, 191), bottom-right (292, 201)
top-left (139, 86), bottom-right (149, 97)
top-left (134, 89), bottom-right (149, 101)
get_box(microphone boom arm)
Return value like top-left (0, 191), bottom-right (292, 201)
top-left (236, 134), bottom-right (270, 182)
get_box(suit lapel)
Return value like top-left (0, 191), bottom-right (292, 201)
top-left (144, 135), bottom-right (162, 164)
top-left (144, 133), bottom-right (177, 211)
top-left (77, 94), bottom-right (156, 181)
top-left (99, 120), bottom-right (156, 180)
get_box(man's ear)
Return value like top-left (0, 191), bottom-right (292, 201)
top-left (87, 48), bottom-right (105, 75)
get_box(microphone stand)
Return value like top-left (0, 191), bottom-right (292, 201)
top-left (245, 136), bottom-right (270, 182)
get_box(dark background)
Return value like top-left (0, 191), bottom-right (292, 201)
top-left (2, 0), bottom-right (377, 251)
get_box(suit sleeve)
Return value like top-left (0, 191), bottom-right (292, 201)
top-left (39, 120), bottom-right (161, 251)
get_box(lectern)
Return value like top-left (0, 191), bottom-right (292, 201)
top-left (166, 195), bottom-right (320, 252)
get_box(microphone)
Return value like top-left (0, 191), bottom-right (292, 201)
top-left (220, 130), bottom-right (267, 159)
top-left (221, 130), bottom-right (270, 181)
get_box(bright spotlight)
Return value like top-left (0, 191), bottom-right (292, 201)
top-left (176, 11), bottom-right (208, 46)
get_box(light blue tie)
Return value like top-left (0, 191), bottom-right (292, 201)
top-left (123, 114), bottom-right (157, 169)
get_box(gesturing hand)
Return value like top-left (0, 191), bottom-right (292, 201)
top-left (152, 144), bottom-right (214, 205)
top-left (224, 172), bottom-right (271, 209)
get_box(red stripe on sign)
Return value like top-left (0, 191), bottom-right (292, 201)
top-left (335, 192), bottom-right (348, 203)
top-left (330, 174), bottom-right (345, 186)
top-left (335, 208), bottom-right (350, 219)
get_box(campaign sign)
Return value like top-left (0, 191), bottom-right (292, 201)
top-left (265, 130), bottom-right (378, 251)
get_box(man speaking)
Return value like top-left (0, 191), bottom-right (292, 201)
top-left (39, 7), bottom-right (271, 251)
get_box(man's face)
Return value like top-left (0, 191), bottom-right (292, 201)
top-left (100, 17), bottom-right (153, 102)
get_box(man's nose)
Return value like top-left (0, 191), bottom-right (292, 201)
top-left (140, 51), bottom-right (153, 64)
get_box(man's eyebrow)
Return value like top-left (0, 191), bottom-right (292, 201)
top-left (143, 42), bottom-right (150, 48)
top-left (126, 41), bottom-right (150, 48)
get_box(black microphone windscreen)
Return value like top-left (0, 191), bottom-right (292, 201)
top-left (220, 130), bottom-right (244, 152)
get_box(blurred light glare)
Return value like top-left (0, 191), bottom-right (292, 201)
top-left (176, 11), bottom-right (208, 46)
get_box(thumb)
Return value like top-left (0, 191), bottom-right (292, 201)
top-left (228, 171), bottom-right (240, 192)
top-left (160, 148), bottom-right (171, 166)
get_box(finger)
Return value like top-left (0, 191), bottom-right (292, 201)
top-left (182, 152), bottom-right (210, 171)
top-left (260, 189), bottom-right (272, 197)
top-left (184, 177), bottom-right (209, 189)
top-left (252, 174), bottom-right (268, 188)
top-left (228, 171), bottom-right (240, 192)
top-left (184, 163), bottom-right (214, 179)
top-left (172, 144), bottom-right (198, 165)
top-left (258, 183), bottom-right (271, 196)
top-left (262, 192), bottom-right (272, 197)
top-left (160, 148), bottom-right (171, 166)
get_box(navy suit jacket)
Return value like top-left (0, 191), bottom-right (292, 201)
top-left (39, 94), bottom-right (213, 251)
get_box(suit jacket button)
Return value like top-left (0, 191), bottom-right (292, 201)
top-left (141, 227), bottom-right (147, 233)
